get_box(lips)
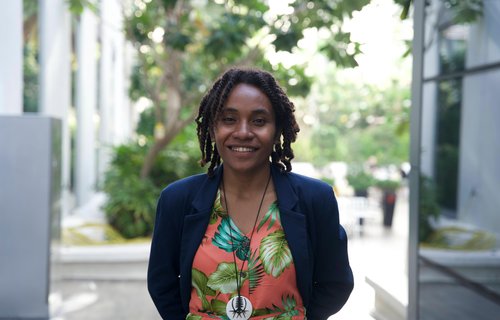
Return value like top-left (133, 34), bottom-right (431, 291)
top-left (229, 146), bottom-right (256, 152)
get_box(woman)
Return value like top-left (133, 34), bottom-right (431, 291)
top-left (148, 67), bottom-right (353, 320)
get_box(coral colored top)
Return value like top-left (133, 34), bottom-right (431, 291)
top-left (187, 190), bottom-right (305, 319)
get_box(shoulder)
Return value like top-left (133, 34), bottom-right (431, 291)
top-left (285, 171), bottom-right (334, 199)
top-left (159, 172), bottom-right (210, 202)
top-left (163, 172), bottom-right (209, 192)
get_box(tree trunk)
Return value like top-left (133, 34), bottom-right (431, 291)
top-left (140, 129), bottom-right (178, 179)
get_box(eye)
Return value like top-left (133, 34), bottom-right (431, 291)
top-left (253, 118), bottom-right (267, 126)
top-left (221, 116), bottom-right (236, 124)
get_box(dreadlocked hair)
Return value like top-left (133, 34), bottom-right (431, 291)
top-left (196, 67), bottom-right (300, 177)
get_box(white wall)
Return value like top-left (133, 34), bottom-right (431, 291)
top-left (0, 2), bottom-right (23, 115)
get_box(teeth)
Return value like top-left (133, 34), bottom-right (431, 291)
top-left (232, 147), bottom-right (254, 152)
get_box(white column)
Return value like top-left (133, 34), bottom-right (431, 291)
top-left (0, 2), bottom-right (23, 115)
top-left (99, 0), bottom-right (133, 180)
top-left (113, 5), bottom-right (133, 144)
top-left (75, 6), bottom-right (98, 206)
top-left (98, 0), bottom-right (115, 181)
top-left (39, 0), bottom-right (72, 216)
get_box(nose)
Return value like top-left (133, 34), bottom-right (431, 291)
top-left (233, 121), bottom-right (253, 140)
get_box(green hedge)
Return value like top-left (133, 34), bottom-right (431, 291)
top-left (102, 142), bottom-right (202, 238)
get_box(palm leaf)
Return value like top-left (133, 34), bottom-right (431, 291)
top-left (257, 201), bottom-right (279, 231)
top-left (212, 217), bottom-right (250, 260)
top-left (210, 299), bottom-right (227, 316)
top-left (210, 191), bottom-right (226, 224)
top-left (192, 268), bottom-right (216, 311)
top-left (259, 229), bottom-right (293, 277)
top-left (207, 262), bottom-right (242, 294)
top-left (247, 248), bottom-right (265, 293)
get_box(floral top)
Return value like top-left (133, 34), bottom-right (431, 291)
top-left (187, 190), bottom-right (305, 320)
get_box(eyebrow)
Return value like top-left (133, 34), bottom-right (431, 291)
top-left (222, 107), bottom-right (272, 115)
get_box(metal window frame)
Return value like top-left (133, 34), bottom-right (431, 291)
top-left (408, 0), bottom-right (426, 319)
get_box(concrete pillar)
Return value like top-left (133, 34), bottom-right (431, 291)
top-left (99, 0), bottom-right (133, 182)
top-left (39, 0), bottom-right (72, 216)
top-left (0, 1), bottom-right (23, 115)
top-left (113, 7), bottom-right (133, 145)
top-left (98, 0), bottom-right (115, 181)
top-left (75, 6), bottom-right (98, 206)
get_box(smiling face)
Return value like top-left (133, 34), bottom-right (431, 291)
top-left (213, 83), bottom-right (276, 176)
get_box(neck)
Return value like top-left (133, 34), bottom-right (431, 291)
top-left (222, 164), bottom-right (272, 197)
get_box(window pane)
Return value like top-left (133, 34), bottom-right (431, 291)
top-left (418, 68), bottom-right (500, 320)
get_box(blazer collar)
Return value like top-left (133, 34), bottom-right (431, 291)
top-left (191, 163), bottom-right (300, 213)
top-left (192, 166), bottom-right (223, 212)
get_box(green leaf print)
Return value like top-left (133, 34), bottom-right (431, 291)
top-left (212, 217), bottom-right (250, 261)
top-left (265, 295), bottom-right (299, 319)
top-left (247, 248), bottom-right (265, 294)
top-left (207, 262), bottom-right (243, 294)
top-left (192, 269), bottom-right (216, 311)
top-left (210, 191), bottom-right (226, 224)
top-left (257, 201), bottom-right (279, 231)
top-left (210, 299), bottom-right (227, 316)
top-left (186, 314), bottom-right (203, 320)
top-left (259, 229), bottom-right (293, 277)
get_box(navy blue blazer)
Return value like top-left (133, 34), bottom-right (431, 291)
top-left (148, 164), bottom-right (354, 320)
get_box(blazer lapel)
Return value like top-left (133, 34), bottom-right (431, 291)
top-left (271, 165), bottom-right (312, 306)
top-left (179, 166), bottom-right (222, 311)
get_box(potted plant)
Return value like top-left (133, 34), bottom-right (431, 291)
top-left (347, 171), bottom-right (375, 197)
top-left (375, 178), bottom-right (401, 228)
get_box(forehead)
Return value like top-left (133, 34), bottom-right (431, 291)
top-left (222, 83), bottom-right (274, 113)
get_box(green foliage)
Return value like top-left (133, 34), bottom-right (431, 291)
top-left (444, 0), bottom-right (483, 24)
top-left (346, 170), bottom-right (375, 192)
top-left (102, 135), bottom-right (202, 238)
top-left (66, 0), bottom-right (98, 15)
top-left (419, 176), bottom-right (441, 242)
top-left (307, 71), bottom-right (411, 166)
top-left (124, 1), bottom-right (370, 137)
top-left (23, 41), bottom-right (39, 113)
top-left (136, 107), bottom-right (156, 138)
top-left (375, 179), bottom-right (401, 192)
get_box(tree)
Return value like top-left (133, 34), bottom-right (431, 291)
top-left (124, 0), bottom-right (370, 179)
top-left (301, 69), bottom-right (411, 167)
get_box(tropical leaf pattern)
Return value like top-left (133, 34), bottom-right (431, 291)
top-left (247, 248), bottom-right (265, 294)
top-left (189, 190), bottom-right (304, 319)
top-left (210, 192), bottom-right (226, 224)
top-left (260, 230), bottom-right (293, 277)
top-left (258, 201), bottom-right (279, 231)
top-left (207, 262), bottom-right (242, 294)
top-left (212, 216), bottom-right (250, 260)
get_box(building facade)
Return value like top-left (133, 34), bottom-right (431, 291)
top-left (409, 0), bottom-right (500, 319)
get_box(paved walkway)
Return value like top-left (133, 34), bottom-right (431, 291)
top-left (50, 190), bottom-right (409, 320)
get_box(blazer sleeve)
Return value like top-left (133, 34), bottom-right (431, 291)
top-left (147, 189), bottom-right (186, 320)
top-left (307, 185), bottom-right (354, 320)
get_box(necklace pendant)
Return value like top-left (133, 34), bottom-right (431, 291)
top-left (226, 295), bottom-right (253, 320)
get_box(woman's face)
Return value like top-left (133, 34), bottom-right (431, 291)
top-left (214, 83), bottom-right (276, 176)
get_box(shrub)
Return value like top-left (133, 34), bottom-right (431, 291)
top-left (102, 141), bottom-right (202, 238)
top-left (374, 179), bottom-right (401, 192)
top-left (346, 170), bottom-right (375, 195)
